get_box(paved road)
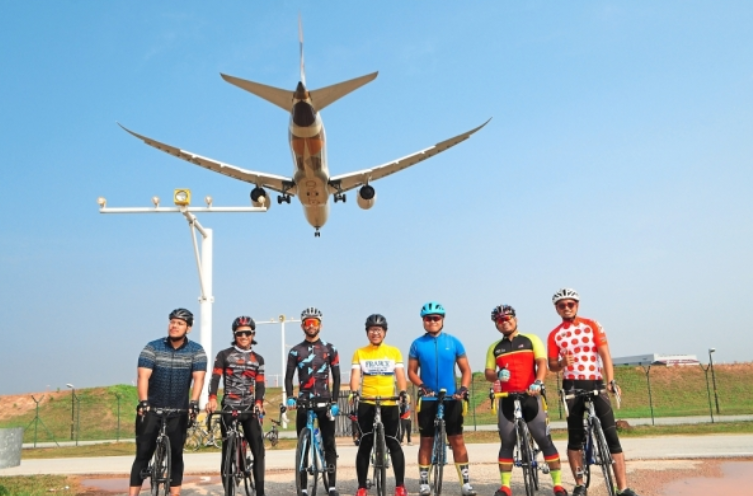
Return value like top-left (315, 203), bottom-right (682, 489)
top-left (5, 434), bottom-right (753, 477)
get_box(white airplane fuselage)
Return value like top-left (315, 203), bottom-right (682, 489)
top-left (289, 82), bottom-right (330, 230)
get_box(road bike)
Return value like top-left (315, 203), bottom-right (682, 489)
top-left (140, 408), bottom-right (187, 496)
top-left (418, 389), bottom-right (458, 496)
top-left (294, 398), bottom-right (333, 496)
top-left (184, 412), bottom-right (222, 451)
top-left (263, 403), bottom-right (287, 448)
top-left (560, 386), bottom-right (621, 496)
top-left (489, 390), bottom-right (550, 496)
top-left (353, 393), bottom-right (403, 496)
top-left (208, 406), bottom-right (260, 496)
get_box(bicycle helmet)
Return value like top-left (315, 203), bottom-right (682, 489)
top-left (232, 316), bottom-right (256, 331)
top-left (552, 288), bottom-right (580, 305)
top-left (365, 314), bottom-right (388, 331)
top-left (301, 307), bottom-right (323, 320)
top-left (169, 308), bottom-right (194, 326)
top-left (491, 304), bottom-right (516, 321)
top-left (420, 301), bottom-right (446, 317)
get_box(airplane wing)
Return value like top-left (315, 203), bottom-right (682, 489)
top-left (328, 118), bottom-right (491, 194)
top-left (118, 124), bottom-right (295, 195)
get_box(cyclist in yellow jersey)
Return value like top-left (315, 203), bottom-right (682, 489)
top-left (350, 314), bottom-right (408, 496)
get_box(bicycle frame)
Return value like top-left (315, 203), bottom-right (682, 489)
top-left (264, 403), bottom-right (287, 447)
top-left (295, 398), bottom-right (332, 496)
top-left (356, 394), bottom-right (402, 495)
top-left (142, 408), bottom-right (187, 496)
top-left (209, 406), bottom-right (258, 496)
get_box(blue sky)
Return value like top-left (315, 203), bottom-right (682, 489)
top-left (1, 2), bottom-right (751, 394)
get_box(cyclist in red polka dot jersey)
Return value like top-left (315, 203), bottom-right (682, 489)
top-left (547, 288), bottom-right (641, 496)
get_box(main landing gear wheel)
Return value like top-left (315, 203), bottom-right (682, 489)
top-left (277, 194), bottom-right (292, 204)
top-left (314, 229), bottom-right (321, 237)
top-left (333, 193), bottom-right (346, 203)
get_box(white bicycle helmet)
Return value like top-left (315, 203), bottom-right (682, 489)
top-left (552, 288), bottom-right (580, 304)
top-left (301, 307), bottom-right (323, 320)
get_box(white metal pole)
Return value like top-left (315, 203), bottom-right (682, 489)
top-left (281, 318), bottom-right (288, 428)
top-left (198, 228), bottom-right (213, 409)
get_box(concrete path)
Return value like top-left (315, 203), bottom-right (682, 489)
top-left (4, 434), bottom-right (753, 477)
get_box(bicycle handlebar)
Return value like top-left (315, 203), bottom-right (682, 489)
top-left (559, 388), bottom-right (621, 418)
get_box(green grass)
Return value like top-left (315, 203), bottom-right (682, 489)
top-left (0, 475), bottom-right (76, 496)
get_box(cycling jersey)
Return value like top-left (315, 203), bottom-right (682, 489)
top-left (485, 332), bottom-right (545, 393)
top-left (352, 343), bottom-right (403, 405)
top-left (408, 332), bottom-right (466, 400)
top-left (137, 337), bottom-right (207, 409)
top-left (285, 338), bottom-right (340, 401)
top-left (547, 317), bottom-right (608, 381)
top-left (208, 346), bottom-right (266, 409)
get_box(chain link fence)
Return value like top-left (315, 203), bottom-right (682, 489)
top-left (3, 363), bottom-right (752, 444)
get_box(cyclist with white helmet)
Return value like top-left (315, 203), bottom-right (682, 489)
top-left (129, 308), bottom-right (207, 496)
top-left (485, 305), bottom-right (566, 496)
top-left (407, 301), bottom-right (476, 496)
top-left (285, 307), bottom-right (341, 496)
top-left (547, 289), bottom-right (641, 496)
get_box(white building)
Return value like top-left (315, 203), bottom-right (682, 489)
top-left (613, 354), bottom-right (699, 367)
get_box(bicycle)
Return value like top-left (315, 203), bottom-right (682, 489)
top-left (353, 393), bottom-right (403, 496)
top-left (418, 389), bottom-right (461, 496)
top-left (184, 412), bottom-right (222, 451)
top-left (294, 398), bottom-right (333, 496)
top-left (139, 407), bottom-right (187, 496)
top-left (263, 403), bottom-right (288, 448)
top-left (489, 390), bottom-right (550, 496)
top-left (208, 406), bottom-right (259, 496)
top-left (560, 386), bottom-right (621, 496)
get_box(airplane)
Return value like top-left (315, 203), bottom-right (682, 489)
top-left (120, 23), bottom-right (489, 237)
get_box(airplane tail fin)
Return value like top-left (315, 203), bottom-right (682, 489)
top-left (220, 74), bottom-right (293, 111)
top-left (309, 72), bottom-right (378, 110)
top-left (299, 14), bottom-right (306, 86)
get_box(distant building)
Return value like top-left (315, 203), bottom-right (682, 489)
top-left (613, 354), bottom-right (699, 367)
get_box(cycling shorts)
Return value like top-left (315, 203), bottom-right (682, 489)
top-left (563, 379), bottom-right (622, 454)
top-left (417, 398), bottom-right (464, 438)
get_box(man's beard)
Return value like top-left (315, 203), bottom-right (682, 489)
top-left (305, 329), bottom-right (320, 339)
top-left (169, 333), bottom-right (186, 342)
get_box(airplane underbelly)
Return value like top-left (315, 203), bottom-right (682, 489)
top-left (303, 202), bottom-right (329, 228)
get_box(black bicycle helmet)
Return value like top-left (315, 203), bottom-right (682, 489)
top-left (491, 304), bottom-right (516, 321)
top-left (232, 316), bottom-right (256, 332)
top-left (365, 313), bottom-right (388, 331)
top-left (169, 308), bottom-right (194, 326)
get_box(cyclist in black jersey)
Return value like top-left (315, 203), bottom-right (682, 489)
top-left (285, 307), bottom-right (341, 496)
top-left (207, 316), bottom-right (266, 496)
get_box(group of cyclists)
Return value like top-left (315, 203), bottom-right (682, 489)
top-left (127, 288), bottom-right (641, 496)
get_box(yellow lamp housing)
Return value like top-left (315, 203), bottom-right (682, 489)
top-left (173, 189), bottom-right (191, 206)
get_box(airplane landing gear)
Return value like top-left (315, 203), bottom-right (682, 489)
top-left (314, 228), bottom-right (321, 238)
top-left (277, 194), bottom-right (292, 204)
top-left (333, 193), bottom-right (346, 203)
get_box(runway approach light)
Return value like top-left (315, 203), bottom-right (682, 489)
top-left (97, 197), bottom-right (106, 208)
top-left (152, 196), bottom-right (160, 207)
top-left (205, 196), bottom-right (213, 207)
top-left (174, 189), bottom-right (191, 206)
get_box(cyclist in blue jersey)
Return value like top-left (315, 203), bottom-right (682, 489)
top-left (129, 308), bottom-right (207, 496)
top-left (407, 301), bottom-right (476, 496)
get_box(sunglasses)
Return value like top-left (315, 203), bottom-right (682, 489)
top-left (557, 302), bottom-right (577, 310)
top-left (496, 315), bottom-right (514, 322)
top-left (423, 316), bottom-right (443, 323)
top-left (234, 330), bottom-right (255, 337)
top-left (303, 318), bottom-right (321, 327)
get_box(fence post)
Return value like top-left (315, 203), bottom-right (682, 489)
top-left (641, 365), bottom-right (655, 426)
top-left (115, 393), bottom-right (121, 442)
top-left (75, 395), bottom-right (81, 446)
top-left (70, 390), bottom-right (75, 441)
top-left (701, 364), bottom-right (715, 423)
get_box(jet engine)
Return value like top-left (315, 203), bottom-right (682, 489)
top-left (357, 185), bottom-right (376, 210)
top-left (250, 187), bottom-right (270, 208)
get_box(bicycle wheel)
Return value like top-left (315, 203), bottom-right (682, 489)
top-left (516, 422), bottom-right (535, 496)
top-left (319, 443), bottom-right (330, 493)
top-left (525, 425), bottom-right (540, 491)
top-left (582, 419), bottom-right (592, 488)
top-left (431, 420), bottom-right (445, 496)
top-left (592, 418), bottom-right (616, 496)
top-left (210, 418), bottom-right (223, 448)
top-left (295, 427), bottom-right (318, 496)
top-left (241, 440), bottom-right (255, 496)
top-left (224, 434), bottom-right (238, 496)
top-left (184, 424), bottom-right (203, 451)
top-left (151, 436), bottom-right (171, 496)
top-left (374, 423), bottom-right (388, 496)
top-left (264, 429), bottom-right (279, 449)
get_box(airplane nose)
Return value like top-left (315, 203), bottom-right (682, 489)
top-left (293, 101), bottom-right (317, 127)
top-left (294, 81), bottom-right (308, 100)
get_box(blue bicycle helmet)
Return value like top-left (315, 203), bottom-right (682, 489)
top-left (420, 301), bottom-right (446, 317)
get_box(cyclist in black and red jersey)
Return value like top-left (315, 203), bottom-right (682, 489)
top-left (485, 304), bottom-right (566, 496)
top-left (207, 316), bottom-right (267, 496)
top-left (547, 288), bottom-right (641, 496)
top-left (285, 307), bottom-right (341, 496)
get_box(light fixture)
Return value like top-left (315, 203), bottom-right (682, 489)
top-left (205, 196), bottom-right (213, 207)
top-left (152, 196), bottom-right (160, 207)
top-left (279, 314), bottom-right (286, 322)
top-left (709, 348), bottom-right (716, 353)
top-left (97, 197), bottom-right (106, 208)
top-left (173, 189), bottom-right (191, 206)
top-left (66, 383), bottom-right (74, 389)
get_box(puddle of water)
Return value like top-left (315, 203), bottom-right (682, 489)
top-left (80, 475), bottom-right (219, 493)
top-left (661, 461), bottom-right (753, 496)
